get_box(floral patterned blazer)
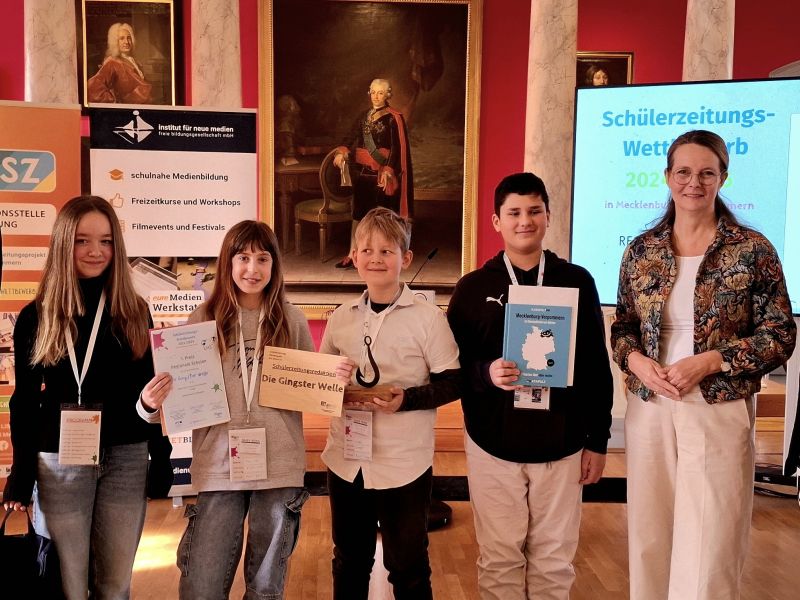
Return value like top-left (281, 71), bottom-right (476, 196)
top-left (611, 218), bottom-right (796, 403)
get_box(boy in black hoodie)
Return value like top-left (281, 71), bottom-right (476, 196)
top-left (446, 172), bottom-right (613, 600)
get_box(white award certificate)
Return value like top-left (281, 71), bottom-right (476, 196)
top-left (150, 320), bottom-right (231, 435)
top-left (259, 346), bottom-right (346, 416)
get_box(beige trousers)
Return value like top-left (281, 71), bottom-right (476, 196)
top-left (465, 433), bottom-right (583, 600)
top-left (625, 392), bottom-right (755, 600)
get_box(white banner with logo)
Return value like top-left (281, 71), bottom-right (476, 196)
top-left (89, 106), bottom-right (257, 257)
top-left (89, 106), bottom-right (258, 496)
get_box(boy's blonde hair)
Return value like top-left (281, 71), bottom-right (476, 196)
top-left (355, 207), bottom-right (411, 253)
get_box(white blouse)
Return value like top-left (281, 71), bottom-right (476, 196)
top-left (659, 255), bottom-right (704, 399)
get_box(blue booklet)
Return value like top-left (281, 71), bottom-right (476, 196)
top-left (502, 285), bottom-right (578, 388)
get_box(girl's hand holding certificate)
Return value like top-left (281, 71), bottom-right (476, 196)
top-left (141, 372), bottom-right (174, 411)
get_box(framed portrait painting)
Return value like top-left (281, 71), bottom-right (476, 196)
top-left (576, 51), bottom-right (634, 88)
top-left (259, 0), bottom-right (483, 317)
top-left (80, 0), bottom-right (178, 106)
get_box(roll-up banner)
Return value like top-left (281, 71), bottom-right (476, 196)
top-left (0, 101), bottom-right (82, 480)
top-left (90, 106), bottom-right (258, 496)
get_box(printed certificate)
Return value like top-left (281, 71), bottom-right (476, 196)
top-left (259, 347), bottom-right (345, 416)
top-left (150, 320), bottom-right (230, 435)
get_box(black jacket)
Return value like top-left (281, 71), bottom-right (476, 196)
top-left (447, 250), bottom-right (613, 463)
top-left (4, 275), bottom-right (162, 504)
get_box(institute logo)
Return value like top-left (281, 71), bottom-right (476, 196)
top-left (112, 110), bottom-right (154, 144)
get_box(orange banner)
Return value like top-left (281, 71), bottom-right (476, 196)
top-left (0, 101), bottom-right (81, 482)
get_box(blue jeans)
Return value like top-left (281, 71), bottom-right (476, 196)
top-left (177, 487), bottom-right (309, 600)
top-left (34, 442), bottom-right (149, 600)
top-left (328, 468), bottom-right (434, 600)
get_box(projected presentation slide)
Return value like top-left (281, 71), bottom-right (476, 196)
top-left (571, 78), bottom-right (799, 314)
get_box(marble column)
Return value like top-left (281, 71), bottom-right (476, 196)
top-left (191, 0), bottom-right (242, 107)
top-left (683, 0), bottom-right (735, 81)
top-left (24, 0), bottom-right (79, 103)
top-left (523, 0), bottom-right (578, 259)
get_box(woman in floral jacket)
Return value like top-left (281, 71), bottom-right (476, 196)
top-left (611, 129), bottom-right (795, 600)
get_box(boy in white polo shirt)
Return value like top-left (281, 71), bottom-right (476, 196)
top-left (320, 207), bottom-right (461, 600)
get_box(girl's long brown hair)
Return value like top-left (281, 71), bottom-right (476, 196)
top-left (32, 195), bottom-right (149, 365)
top-left (205, 221), bottom-right (290, 356)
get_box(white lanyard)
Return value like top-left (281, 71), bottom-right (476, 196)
top-left (503, 251), bottom-right (545, 287)
top-left (238, 306), bottom-right (265, 416)
top-left (65, 290), bottom-right (106, 406)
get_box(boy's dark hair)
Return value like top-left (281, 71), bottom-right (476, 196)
top-left (494, 172), bottom-right (550, 215)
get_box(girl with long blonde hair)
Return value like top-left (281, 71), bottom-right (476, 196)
top-left (3, 195), bottom-right (172, 599)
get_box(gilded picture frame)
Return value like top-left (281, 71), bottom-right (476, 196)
top-left (576, 51), bottom-right (634, 88)
top-left (80, 0), bottom-right (177, 107)
top-left (259, 0), bottom-right (482, 318)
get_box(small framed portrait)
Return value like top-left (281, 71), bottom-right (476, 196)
top-left (576, 51), bottom-right (634, 88)
top-left (79, 0), bottom-right (178, 106)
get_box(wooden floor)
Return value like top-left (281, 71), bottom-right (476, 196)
top-left (131, 494), bottom-right (800, 599)
top-left (129, 419), bottom-right (800, 599)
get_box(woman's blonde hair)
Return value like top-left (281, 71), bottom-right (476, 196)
top-left (32, 195), bottom-right (149, 365)
top-left (205, 221), bottom-right (290, 356)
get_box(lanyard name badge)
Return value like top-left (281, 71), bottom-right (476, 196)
top-left (344, 410), bottom-right (373, 461)
top-left (229, 306), bottom-right (268, 481)
top-left (344, 291), bottom-right (399, 461)
top-left (59, 291), bottom-right (105, 465)
top-left (503, 252), bottom-right (551, 411)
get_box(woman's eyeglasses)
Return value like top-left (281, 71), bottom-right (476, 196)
top-left (671, 168), bottom-right (724, 185)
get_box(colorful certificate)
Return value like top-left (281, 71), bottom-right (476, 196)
top-left (150, 320), bottom-right (230, 435)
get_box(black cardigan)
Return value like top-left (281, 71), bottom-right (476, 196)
top-left (447, 250), bottom-right (613, 463)
top-left (3, 275), bottom-right (160, 504)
